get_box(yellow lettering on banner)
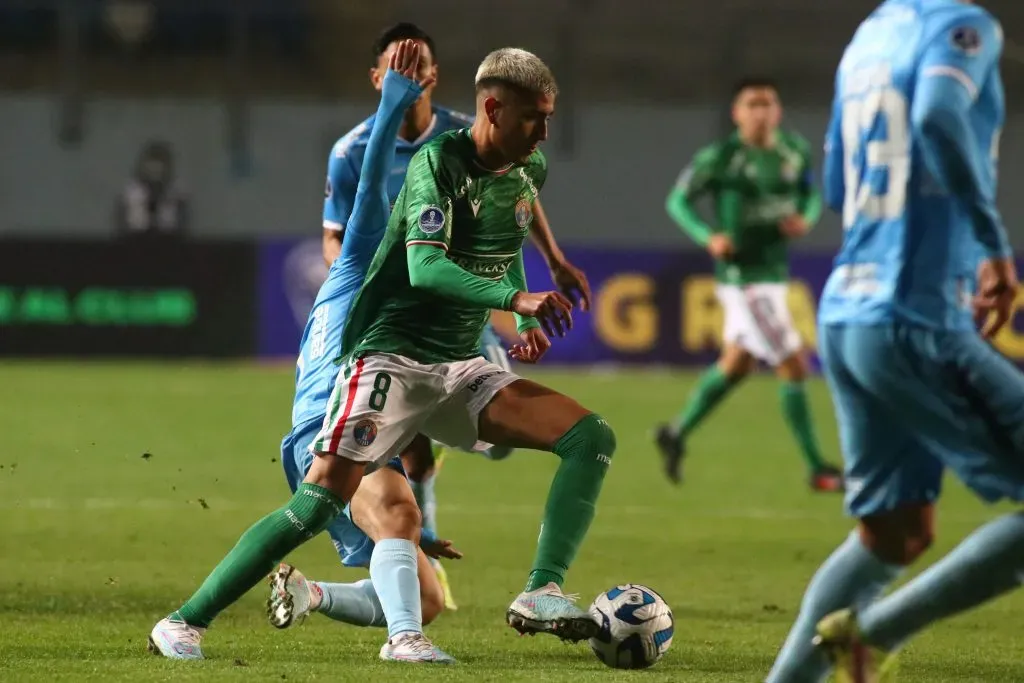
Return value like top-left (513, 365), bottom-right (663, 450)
top-left (594, 274), bottom-right (657, 352)
top-left (992, 290), bottom-right (1024, 359)
top-left (681, 276), bottom-right (722, 351)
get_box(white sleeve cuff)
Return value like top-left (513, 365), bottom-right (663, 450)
top-left (323, 220), bottom-right (344, 231)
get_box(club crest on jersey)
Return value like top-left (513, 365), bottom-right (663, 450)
top-left (951, 26), bottom-right (981, 55)
top-left (515, 198), bottom-right (533, 228)
top-left (418, 205), bottom-right (445, 234)
top-left (353, 419), bottom-right (378, 447)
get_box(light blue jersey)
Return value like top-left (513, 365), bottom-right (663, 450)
top-left (816, 0), bottom-right (1024, 519)
top-left (292, 105), bottom-right (474, 428)
top-left (321, 105), bottom-right (474, 234)
top-left (281, 71), bottom-right (428, 567)
top-left (819, 0), bottom-right (1007, 331)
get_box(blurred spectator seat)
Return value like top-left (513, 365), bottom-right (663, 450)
top-left (0, 0), bottom-right (323, 95)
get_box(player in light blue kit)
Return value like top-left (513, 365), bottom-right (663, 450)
top-left (765, 2), bottom-right (1020, 682)
top-left (320, 22), bottom-right (591, 611)
top-left (148, 42), bottom-right (459, 665)
top-left (276, 41), bottom-right (462, 663)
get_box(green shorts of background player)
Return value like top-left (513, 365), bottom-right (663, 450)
top-left (654, 76), bottom-right (843, 494)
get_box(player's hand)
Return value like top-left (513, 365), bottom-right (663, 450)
top-left (388, 39), bottom-right (437, 90)
top-left (974, 257), bottom-right (1019, 339)
top-left (780, 214), bottom-right (810, 238)
top-left (422, 537), bottom-right (463, 561)
top-left (707, 234), bottom-right (734, 260)
top-left (548, 258), bottom-right (592, 311)
top-left (511, 291), bottom-right (573, 338)
top-left (509, 327), bottom-right (551, 364)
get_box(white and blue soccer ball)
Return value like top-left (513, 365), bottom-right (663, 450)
top-left (588, 584), bottom-right (674, 669)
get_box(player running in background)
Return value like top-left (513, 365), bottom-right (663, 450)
top-left (151, 42), bottom-right (459, 664)
top-left (322, 23), bottom-right (590, 610)
top-left (766, 2), bottom-right (1015, 682)
top-left (654, 77), bottom-right (843, 493)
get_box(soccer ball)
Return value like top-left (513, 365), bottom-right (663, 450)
top-left (588, 584), bottom-right (674, 669)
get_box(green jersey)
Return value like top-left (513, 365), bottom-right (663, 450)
top-left (342, 130), bottom-right (545, 364)
top-left (666, 130), bottom-right (822, 285)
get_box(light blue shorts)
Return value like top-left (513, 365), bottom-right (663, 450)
top-left (820, 323), bottom-right (1024, 517)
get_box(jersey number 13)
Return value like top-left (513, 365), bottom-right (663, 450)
top-left (841, 87), bottom-right (910, 228)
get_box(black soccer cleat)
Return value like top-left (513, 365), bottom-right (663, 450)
top-left (654, 424), bottom-right (686, 485)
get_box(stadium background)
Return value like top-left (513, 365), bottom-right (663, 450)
top-left (4, 2), bottom-right (1024, 682)
top-left (2, 0), bottom-right (1022, 363)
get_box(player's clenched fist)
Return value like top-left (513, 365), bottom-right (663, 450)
top-left (511, 290), bottom-right (574, 338)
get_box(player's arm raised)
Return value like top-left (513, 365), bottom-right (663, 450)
top-left (666, 146), bottom-right (732, 259)
top-left (342, 41), bottom-right (433, 269)
top-left (403, 148), bottom-right (572, 338)
top-left (322, 147), bottom-right (360, 267)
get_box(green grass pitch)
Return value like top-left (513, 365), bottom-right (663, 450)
top-left (2, 362), bottom-right (1024, 682)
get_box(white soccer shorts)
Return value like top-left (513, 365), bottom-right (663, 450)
top-left (716, 283), bottom-right (802, 366)
top-left (311, 353), bottom-right (519, 469)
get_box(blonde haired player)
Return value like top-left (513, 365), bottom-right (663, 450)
top-left (149, 46), bottom-right (612, 664)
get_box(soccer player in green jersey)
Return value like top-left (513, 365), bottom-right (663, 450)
top-left (654, 76), bottom-right (843, 493)
top-left (150, 47), bottom-right (613, 658)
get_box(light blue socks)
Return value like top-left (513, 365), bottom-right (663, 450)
top-left (766, 531), bottom-right (902, 683)
top-left (369, 538), bottom-right (422, 638)
top-left (313, 578), bottom-right (385, 627)
top-left (859, 512), bottom-right (1024, 651)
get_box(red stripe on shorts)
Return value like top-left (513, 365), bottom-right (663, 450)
top-left (328, 357), bottom-right (365, 454)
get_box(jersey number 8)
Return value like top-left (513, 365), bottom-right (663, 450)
top-left (369, 372), bottom-right (391, 411)
top-left (840, 87), bottom-right (910, 228)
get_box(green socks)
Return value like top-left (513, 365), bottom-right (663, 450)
top-left (173, 483), bottom-right (344, 627)
top-left (526, 414), bottom-right (616, 592)
top-left (673, 365), bottom-right (737, 440)
top-left (779, 381), bottom-right (825, 472)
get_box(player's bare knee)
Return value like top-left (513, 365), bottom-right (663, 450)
top-left (303, 454), bottom-right (365, 503)
top-left (376, 498), bottom-right (422, 542)
top-left (719, 346), bottom-right (755, 380)
top-left (776, 352), bottom-right (807, 382)
top-left (859, 506), bottom-right (935, 565)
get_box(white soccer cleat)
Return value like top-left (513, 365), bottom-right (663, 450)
top-left (267, 563), bottom-right (316, 629)
top-left (506, 582), bottom-right (600, 642)
top-left (148, 617), bottom-right (205, 660)
top-left (379, 631), bottom-right (457, 664)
